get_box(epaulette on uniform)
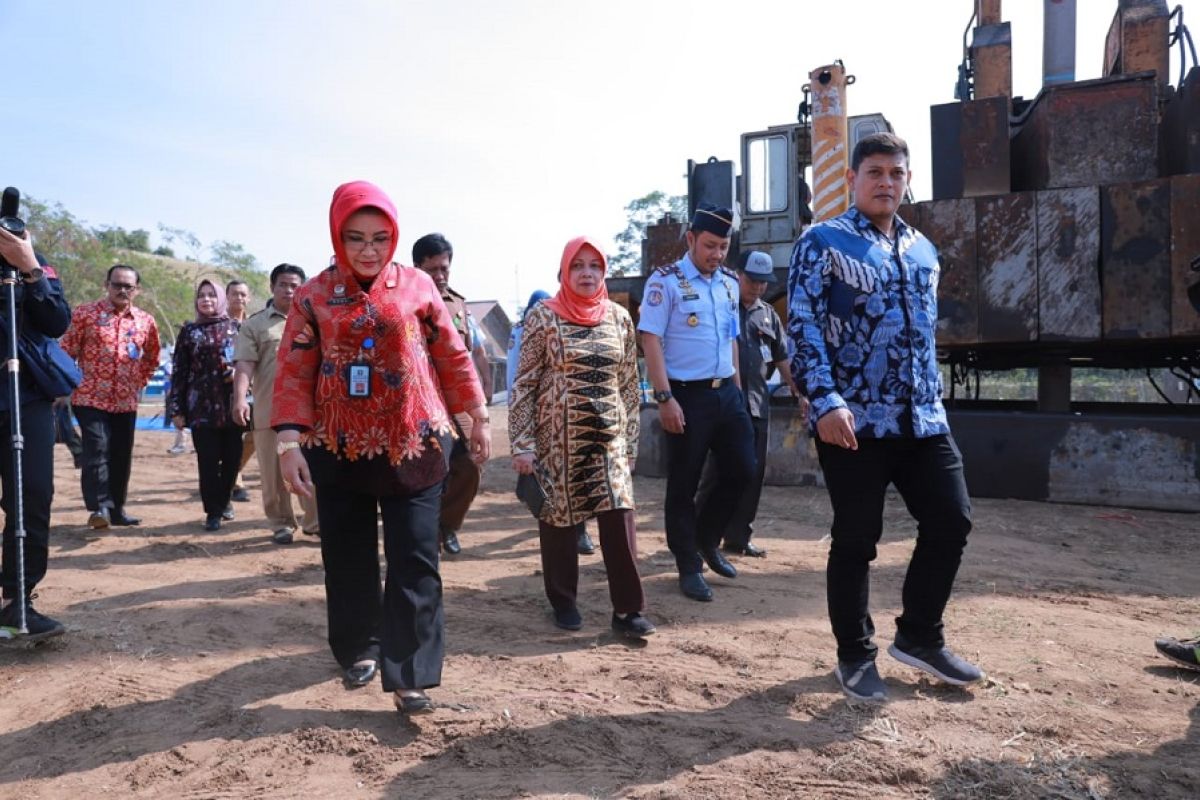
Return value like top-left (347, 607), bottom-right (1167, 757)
top-left (653, 263), bottom-right (683, 278)
top-left (719, 265), bottom-right (737, 280)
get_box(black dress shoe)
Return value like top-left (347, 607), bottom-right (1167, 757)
top-left (221, 504), bottom-right (235, 521)
top-left (701, 548), bottom-right (738, 579)
top-left (87, 508), bottom-right (110, 530)
top-left (110, 510), bottom-right (141, 527)
top-left (576, 529), bottom-right (596, 555)
top-left (612, 612), bottom-right (656, 639)
top-left (723, 541), bottom-right (767, 558)
top-left (394, 691), bottom-right (434, 714)
top-left (344, 660), bottom-right (378, 688)
top-left (553, 606), bottom-right (583, 631)
top-left (231, 487), bottom-right (251, 502)
top-left (204, 516), bottom-right (221, 532)
top-left (679, 573), bottom-right (713, 602)
top-left (441, 530), bottom-right (461, 555)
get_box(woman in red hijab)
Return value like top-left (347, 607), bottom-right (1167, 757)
top-left (167, 278), bottom-right (245, 531)
top-left (272, 181), bottom-right (488, 714)
top-left (509, 236), bottom-right (654, 639)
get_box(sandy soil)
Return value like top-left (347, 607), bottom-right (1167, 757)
top-left (0, 406), bottom-right (1196, 799)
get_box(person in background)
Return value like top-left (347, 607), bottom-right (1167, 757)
top-left (510, 236), bottom-right (653, 639)
top-left (506, 288), bottom-right (594, 556)
top-left (231, 264), bottom-right (318, 545)
top-left (788, 132), bottom-right (981, 702)
top-left (226, 279), bottom-right (255, 504)
top-left (695, 251), bottom-right (804, 558)
top-left (60, 264), bottom-right (160, 530)
top-left (637, 204), bottom-right (754, 603)
top-left (167, 279), bottom-right (244, 531)
top-left (412, 233), bottom-right (492, 555)
top-left (273, 181), bottom-right (487, 715)
top-left (0, 221), bottom-right (71, 640)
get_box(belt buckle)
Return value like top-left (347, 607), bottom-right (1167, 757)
top-left (711, 378), bottom-right (721, 389)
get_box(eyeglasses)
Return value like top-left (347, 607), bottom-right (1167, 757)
top-left (108, 282), bottom-right (138, 292)
top-left (343, 235), bottom-right (392, 252)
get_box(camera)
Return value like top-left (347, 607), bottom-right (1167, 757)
top-left (0, 216), bottom-right (24, 237)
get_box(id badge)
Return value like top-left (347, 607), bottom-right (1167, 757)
top-left (760, 343), bottom-right (772, 363)
top-left (348, 363), bottom-right (372, 398)
top-left (127, 342), bottom-right (140, 360)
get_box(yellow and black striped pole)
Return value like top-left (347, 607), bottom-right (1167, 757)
top-left (809, 62), bottom-right (850, 222)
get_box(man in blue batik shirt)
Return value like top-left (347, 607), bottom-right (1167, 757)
top-left (787, 132), bottom-right (983, 702)
top-left (639, 204), bottom-right (754, 603)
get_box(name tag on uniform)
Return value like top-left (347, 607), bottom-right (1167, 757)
top-left (348, 364), bottom-right (372, 397)
top-left (760, 344), bottom-right (772, 363)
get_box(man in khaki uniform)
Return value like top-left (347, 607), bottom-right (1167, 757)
top-left (413, 233), bottom-right (493, 555)
top-left (231, 264), bottom-right (317, 545)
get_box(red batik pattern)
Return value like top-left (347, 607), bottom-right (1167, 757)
top-left (60, 299), bottom-right (161, 413)
top-left (271, 261), bottom-right (484, 467)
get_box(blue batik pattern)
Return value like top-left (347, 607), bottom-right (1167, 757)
top-left (787, 207), bottom-right (949, 439)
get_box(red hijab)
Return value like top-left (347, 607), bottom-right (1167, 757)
top-left (544, 236), bottom-right (609, 327)
top-left (328, 180), bottom-right (400, 281)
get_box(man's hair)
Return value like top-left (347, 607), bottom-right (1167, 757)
top-left (225, 279), bottom-right (249, 293)
top-left (851, 132), bottom-right (910, 171)
top-left (107, 264), bottom-right (140, 284)
top-left (269, 263), bottom-right (307, 287)
top-left (412, 233), bottom-right (453, 265)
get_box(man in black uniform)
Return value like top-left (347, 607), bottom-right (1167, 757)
top-left (696, 251), bottom-right (804, 558)
top-left (0, 216), bottom-right (72, 640)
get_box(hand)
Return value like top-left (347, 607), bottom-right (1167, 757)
top-left (657, 397), bottom-right (685, 434)
top-left (816, 408), bottom-right (857, 450)
top-left (797, 395), bottom-right (810, 417)
top-left (0, 225), bottom-right (39, 275)
top-left (280, 447), bottom-right (314, 498)
top-left (512, 453), bottom-right (536, 475)
top-left (172, 415), bottom-right (186, 430)
top-left (231, 397), bottom-right (251, 427)
top-left (469, 419), bottom-right (491, 465)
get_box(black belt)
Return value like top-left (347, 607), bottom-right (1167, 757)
top-left (669, 377), bottom-right (731, 390)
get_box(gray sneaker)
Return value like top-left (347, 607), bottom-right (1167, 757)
top-left (888, 639), bottom-right (984, 686)
top-left (835, 659), bottom-right (888, 702)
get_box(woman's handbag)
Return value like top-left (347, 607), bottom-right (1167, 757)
top-left (515, 472), bottom-right (547, 519)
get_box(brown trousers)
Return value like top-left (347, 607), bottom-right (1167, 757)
top-left (439, 435), bottom-right (480, 534)
top-left (538, 509), bottom-right (644, 615)
top-left (252, 429), bottom-right (319, 532)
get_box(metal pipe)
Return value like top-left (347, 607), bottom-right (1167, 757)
top-left (1043, 0), bottom-right (1077, 86)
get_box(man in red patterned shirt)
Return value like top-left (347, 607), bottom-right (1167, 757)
top-left (61, 265), bottom-right (161, 529)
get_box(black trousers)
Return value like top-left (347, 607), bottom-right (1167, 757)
top-left (816, 434), bottom-right (972, 663)
top-left (663, 381), bottom-right (755, 575)
top-left (54, 402), bottom-right (83, 462)
top-left (696, 412), bottom-right (770, 549)
top-left (0, 400), bottom-right (54, 600)
top-left (316, 478), bottom-right (443, 692)
top-left (191, 425), bottom-right (244, 517)
top-left (74, 405), bottom-right (137, 513)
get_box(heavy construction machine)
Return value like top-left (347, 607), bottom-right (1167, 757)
top-left (616, 0), bottom-right (1200, 511)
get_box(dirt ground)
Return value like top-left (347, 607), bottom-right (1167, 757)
top-left (0, 405), bottom-right (1196, 799)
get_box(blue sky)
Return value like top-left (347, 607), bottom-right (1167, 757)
top-left (8, 1), bottom-right (1120, 313)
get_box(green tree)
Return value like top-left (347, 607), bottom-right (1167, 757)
top-left (157, 224), bottom-right (202, 261)
top-left (209, 240), bottom-right (258, 271)
top-left (93, 226), bottom-right (151, 252)
top-left (610, 191), bottom-right (687, 276)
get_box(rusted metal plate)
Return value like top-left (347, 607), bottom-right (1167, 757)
top-left (977, 192), bottom-right (1038, 342)
top-left (1171, 174), bottom-right (1200, 336)
top-left (971, 22), bottom-right (1012, 100)
top-left (1104, 0), bottom-right (1170, 90)
top-left (1101, 179), bottom-right (1171, 339)
top-left (1012, 73), bottom-right (1158, 191)
top-left (640, 219), bottom-right (686, 276)
top-left (1162, 66), bottom-right (1200, 176)
top-left (931, 97), bottom-right (1010, 200)
top-left (1037, 187), bottom-right (1101, 340)
top-left (976, 0), bottom-right (1001, 26)
top-left (898, 201), bottom-right (924, 233)
top-left (923, 198), bottom-right (979, 345)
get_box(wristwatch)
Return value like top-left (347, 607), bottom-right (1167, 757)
top-left (276, 440), bottom-right (302, 456)
top-left (653, 389), bottom-right (673, 404)
top-left (21, 266), bottom-right (44, 283)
